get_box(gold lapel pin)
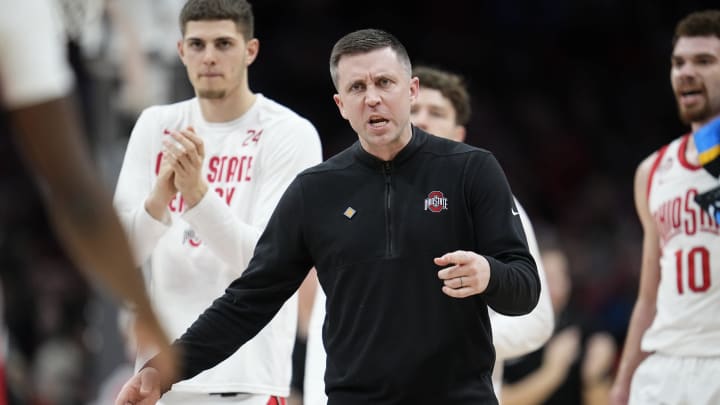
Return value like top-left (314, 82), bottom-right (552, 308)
top-left (343, 207), bottom-right (356, 219)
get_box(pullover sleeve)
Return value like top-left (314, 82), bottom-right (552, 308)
top-left (181, 118), bottom-right (322, 274)
top-left (160, 178), bottom-right (314, 387)
top-left (113, 108), bottom-right (171, 266)
top-left (466, 152), bottom-right (540, 315)
top-left (490, 199), bottom-right (554, 359)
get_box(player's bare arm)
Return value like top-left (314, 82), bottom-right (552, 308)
top-left (610, 154), bottom-right (662, 405)
top-left (11, 96), bottom-right (176, 375)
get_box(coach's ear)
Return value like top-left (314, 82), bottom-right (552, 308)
top-left (333, 94), bottom-right (348, 121)
top-left (410, 76), bottom-right (419, 98)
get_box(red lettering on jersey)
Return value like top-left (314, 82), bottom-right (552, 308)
top-left (219, 156), bottom-right (229, 179)
top-left (208, 156), bottom-right (220, 182)
top-left (226, 157), bottom-right (239, 182)
top-left (158, 129), bottom-right (171, 175)
top-left (168, 194), bottom-right (184, 213)
top-left (236, 156), bottom-right (247, 181)
top-left (214, 187), bottom-right (236, 205)
top-left (155, 152), bottom-right (164, 175)
top-left (655, 198), bottom-right (680, 244)
top-left (245, 156), bottom-right (253, 182)
top-left (206, 155), bottom-right (253, 184)
top-left (224, 187), bottom-right (235, 204)
top-left (654, 188), bottom-right (720, 245)
top-left (684, 189), bottom-right (697, 236)
top-left (671, 198), bottom-right (681, 229)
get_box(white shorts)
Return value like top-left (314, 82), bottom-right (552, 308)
top-left (629, 353), bottom-right (720, 405)
top-left (158, 391), bottom-right (286, 405)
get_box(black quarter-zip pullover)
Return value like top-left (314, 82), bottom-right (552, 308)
top-left (168, 127), bottom-right (540, 404)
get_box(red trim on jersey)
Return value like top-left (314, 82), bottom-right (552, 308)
top-left (678, 134), bottom-right (702, 171)
top-left (267, 396), bottom-right (287, 405)
top-left (0, 362), bottom-right (6, 405)
top-left (0, 333), bottom-right (6, 405)
top-left (647, 144), bottom-right (670, 199)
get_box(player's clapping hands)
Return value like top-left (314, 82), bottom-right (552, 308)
top-left (163, 126), bottom-right (208, 208)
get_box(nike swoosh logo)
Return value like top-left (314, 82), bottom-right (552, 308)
top-left (511, 208), bottom-right (519, 216)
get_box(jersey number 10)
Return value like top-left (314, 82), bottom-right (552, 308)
top-left (675, 246), bottom-right (711, 294)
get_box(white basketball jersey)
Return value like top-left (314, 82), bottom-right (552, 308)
top-left (643, 134), bottom-right (720, 356)
top-left (115, 95), bottom-right (322, 395)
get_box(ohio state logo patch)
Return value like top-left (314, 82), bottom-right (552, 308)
top-left (183, 228), bottom-right (202, 247)
top-left (424, 191), bottom-right (448, 213)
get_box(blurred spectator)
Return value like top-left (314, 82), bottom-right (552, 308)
top-left (502, 247), bottom-right (617, 405)
top-left (90, 309), bottom-right (136, 405)
top-left (74, 0), bottom-right (191, 145)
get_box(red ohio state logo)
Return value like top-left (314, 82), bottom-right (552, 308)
top-left (424, 191), bottom-right (448, 213)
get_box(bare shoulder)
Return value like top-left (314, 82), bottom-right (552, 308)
top-left (634, 149), bottom-right (665, 195)
top-left (636, 151), bottom-right (660, 180)
top-left (633, 149), bottom-right (666, 225)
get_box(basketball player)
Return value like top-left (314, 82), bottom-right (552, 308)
top-left (112, 0), bottom-right (322, 404)
top-left (502, 247), bottom-right (617, 405)
top-left (0, 0), bottom-right (170, 382)
top-left (610, 9), bottom-right (720, 405)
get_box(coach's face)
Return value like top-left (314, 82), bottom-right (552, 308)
top-left (333, 47), bottom-right (419, 161)
top-left (178, 19), bottom-right (258, 100)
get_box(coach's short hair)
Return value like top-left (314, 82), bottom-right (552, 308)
top-left (329, 29), bottom-right (412, 90)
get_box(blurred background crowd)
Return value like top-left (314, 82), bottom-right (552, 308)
top-left (4, 0), bottom-right (718, 403)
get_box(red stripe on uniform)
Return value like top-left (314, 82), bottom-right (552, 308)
top-left (678, 134), bottom-right (702, 171)
top-left (266, 396), bottom-right (287, 405)
top-left (647, 144), bottom-right (670, 199)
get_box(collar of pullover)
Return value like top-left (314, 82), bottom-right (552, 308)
top-left (353, 126), bottom-right (428, 170)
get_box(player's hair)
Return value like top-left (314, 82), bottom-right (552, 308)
top-left (179, 0), bottom-right (254, 39)
top-left (412, 66), bottom-right (471, 126)
top-left (673, 10), bottom-right (720, 45)
top-left (329, 29), bottom-right (412, 90)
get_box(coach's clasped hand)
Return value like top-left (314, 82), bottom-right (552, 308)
top-left (435, 250), bottom-right (491, 298)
